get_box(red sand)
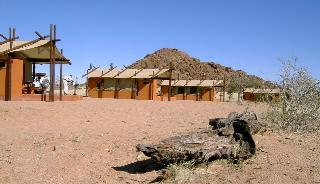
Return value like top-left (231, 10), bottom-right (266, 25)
top-left (0, 98), bottom-right (319, 183)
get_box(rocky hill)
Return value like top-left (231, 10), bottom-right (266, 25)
top-left (128, 48), bottom-right (275, 92)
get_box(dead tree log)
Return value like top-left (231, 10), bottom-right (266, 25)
top-left (136, 111), bottom-right (260, 165)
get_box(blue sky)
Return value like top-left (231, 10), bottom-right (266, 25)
top-left (0, 0), bottom-right (319, 83)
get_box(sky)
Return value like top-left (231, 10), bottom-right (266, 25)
top-left (0, 0), bottom-right (319, 83)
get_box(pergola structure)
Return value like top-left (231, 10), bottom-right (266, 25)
top-left (0, 25), bottom-right (72, 101)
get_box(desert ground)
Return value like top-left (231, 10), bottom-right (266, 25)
top-left (0, 98), bottom-right (319, 184)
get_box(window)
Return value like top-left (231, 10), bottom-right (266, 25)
top-left (0, 60), bottom-right (6, 68)
top-left (119, 79), bottom-right (133, 91)
top-left (177, 87), bottom-right (184, 94)
top-left (96, 83), bottom-right (101, 90)
top-left (190, 87), bottom-right (198, 94)
top-left (103, 78), bottom-right (116, 90)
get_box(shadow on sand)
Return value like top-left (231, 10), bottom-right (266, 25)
top-left (112, 159), bottom-right (164, 174)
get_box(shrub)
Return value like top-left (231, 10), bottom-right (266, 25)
top-left (265, 59), bottom-right (320, 133)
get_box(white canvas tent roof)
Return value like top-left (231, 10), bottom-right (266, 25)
top-left (161, 79), bottom-right (223, 87)
top-left (161, 80), bottom-right (223, 87)
top-left (0, 40), bottom-right (69, 64)
top-left (244, 88), bottom-right (280, 94)
top-left (87, 68), bottom-right (170, 79)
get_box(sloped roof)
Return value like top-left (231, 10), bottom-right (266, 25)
top-left (0, 40), bottom-right (69, 64)
top-left (88, 68), bottom-right (170, 79)
top-left (161, 80), bottom-right (223, 87)
top-left (244, 88), bottom-right (281, 94)
top-left (132, 69), bottom-right (169, 79)
top-left (114, 69), bottom-right (137, 78)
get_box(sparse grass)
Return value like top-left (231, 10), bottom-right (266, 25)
top-left (155, 159), bottom-right (242, 183)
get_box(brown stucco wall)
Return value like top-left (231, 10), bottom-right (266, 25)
top-left (12, 59), bottom-right (23, 97)
top-left (176, 94), bottom-right (184, 100)
top-left (161, 86), bottom-right (169, 97)
top-left (136, 79), bottom-right (151, 100)
top-left (186, 94), bottom-right (197, 101)
top-left (118, 90), bottom-right (132, 99)
top-left (101, 90), bottom-right (114, 98)
top-left (88, 78), bottom-right (100, 98)
top-left (0, 67), bottom-right (6, 96)
top-left (201, 88), bottom-right (214, 101)
top-left (152, 79), bottom-right (158, 100)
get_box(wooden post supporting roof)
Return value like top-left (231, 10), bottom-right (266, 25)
top-left (99, 70), bottom-right (104, 98)
top-left (49, 24), bottom-right (56, 102)
top-left (32, 62), bottom-right (36, 80)
top-left (59, 49), bottom-right (63, 101)
top-left (5, 28), bottom-right (15, 101)
top-left (168, 63), bottom-right (173, 101)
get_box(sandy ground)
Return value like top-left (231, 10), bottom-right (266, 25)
top-left (0, 98), bottom-right (319, 184)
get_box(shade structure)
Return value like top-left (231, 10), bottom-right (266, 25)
top-left (87, 68), bottom-right (170, 79)
top-left (244, 88), bottom-right (280, 94)
top-left (161, 79), bottom-right (223, 87)
top-left (0, 40), bottom-right (70, 64)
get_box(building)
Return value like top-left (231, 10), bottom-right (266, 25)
top-left (243, 88), bottom-right (280, 102)
top-left (0, 31), bottom-right (81, 101)
top-left (87, 68), bottom-right (171, 100)
top-left (160, 79), bottom-right (224, 101)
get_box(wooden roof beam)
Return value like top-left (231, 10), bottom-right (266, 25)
top-left (99, 66), bottom-right (118, 78)
top-left (129, 68), bottom-right (143, 78)
top-left (112, 67), bottom-right (128, 78)
top-left (82, 66), bottom-right (100, 78)
top-left (0, 36), bottom-right (49, 55)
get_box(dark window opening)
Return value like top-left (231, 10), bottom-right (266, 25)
top-left (143, 79), bottom-right (150, 84)
top-left (190, 87), bottom-right (197, 94)
top-left (0, 61), bottom-right (6, 68)
top-left (96, 83), bottom-right (101, 90)
top-left (177, 87), bottom-right (184, 94)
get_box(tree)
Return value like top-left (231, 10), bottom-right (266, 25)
top-left (265, 59), bottom-right (320, 132)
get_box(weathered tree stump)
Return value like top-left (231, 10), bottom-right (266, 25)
top-left (136, 111), bottom-right (260, 165)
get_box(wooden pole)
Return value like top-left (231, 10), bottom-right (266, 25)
top-left (168, 64), bottom-right (173, 101)
top-left (114, 79), bottom-right (119, 99)
top-left (149, 79), bottom-right (152, 100)
top-left (86, 69), bottom-right (88, 97)
top-left (32, 62), bottom-right (36, 80)
top-left (222, 76), bottom-right (226, 102)
top-left (53, 25), bottom-right (56, 100)
top-left (49, 24), bottom-right (54, 102)
top-left (99, 71), bottom-right (104, 98)
top-left (59, 49), bottom-right (63, 101)
top-left (5, 28), bottom-right (14, 101)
